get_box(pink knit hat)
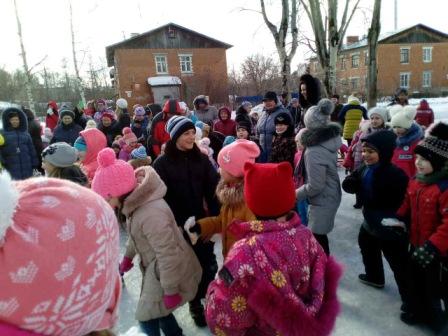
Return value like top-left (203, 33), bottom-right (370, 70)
top-left (0, 172), bottom-right (121, 336)
top-left (122, 127), bottom-right (138, 145)
top-left (92, 148), bottom-right (136, 198)
top-left (217, 139), bottom-right (260, 178)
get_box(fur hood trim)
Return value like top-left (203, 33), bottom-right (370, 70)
top-left (0, 172), bottom-right (20, 245)
top-left (216, 179), bottom-right (244, 206)
top-left (122, 166), bottom-right (167, 216)
top-left (300, 123), bottom-right (342, 147)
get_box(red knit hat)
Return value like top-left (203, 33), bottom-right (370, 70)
top-left (244, 162), bottom-right (295, 218)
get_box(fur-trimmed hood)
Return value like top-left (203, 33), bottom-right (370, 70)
top-left (216, 179), bottom-right (244, 206)
top-left (300, 123), bottom-right (342, 148)
top-left (122, 166), bottom-right (167, 216)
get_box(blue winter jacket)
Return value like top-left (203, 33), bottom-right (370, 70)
top-left (50, 122), bottom-right (83, 146)
top-left (0, 108), bottom-right (38, 180)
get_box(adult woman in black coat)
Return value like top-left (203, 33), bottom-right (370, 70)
top-left (153, 116), bottom-right (220, 327)
top-left (298, 74), bottom-right (321, 129)
top-left (22, 108), bottom-right (43, 172)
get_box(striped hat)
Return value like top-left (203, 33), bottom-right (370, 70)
top-left (131, 146), bottom-right (148, 159)
top-left (165, 116), bottom-right (195, 143)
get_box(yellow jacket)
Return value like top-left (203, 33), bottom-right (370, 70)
top-left (198, 181), bottom-right (256, 257)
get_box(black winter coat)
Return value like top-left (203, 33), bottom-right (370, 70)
top-left (98, 120), bottom-right (124, 147)
top-left (342, 163), bottom-right (409, 239)
top-left (0, 108), bottom-right (38, 180)
top-left (153, 143), bottom-right (220, 227)
top-left (51, 122), bottom-right (83, 146)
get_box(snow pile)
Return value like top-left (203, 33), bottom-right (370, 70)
top-left (119, 326), bottom-right (145, 336)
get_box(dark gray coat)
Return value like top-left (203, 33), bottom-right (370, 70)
top-left (296, 123), bottom-right (342, 234)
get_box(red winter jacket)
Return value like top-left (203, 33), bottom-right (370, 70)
top-left (152, 117), bottom-right (170, 157)
top-left (415, 100), bottom-right (434, 128)
top-left (391, 123), bottom-right (423, 178)
top-left (46, 100), bottom-right (59, 131)
top-left (213, 107), bottom-right (236, 136)
top-left (397, 179), bottom-right (448, 256)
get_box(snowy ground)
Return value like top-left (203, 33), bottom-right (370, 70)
top-left (116, 169), bottom-right (434, 336)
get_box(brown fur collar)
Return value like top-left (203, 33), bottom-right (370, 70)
top-left (216, 179), bottom-right (245, 206)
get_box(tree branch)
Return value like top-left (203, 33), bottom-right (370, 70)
top-left (260, 0), bottom-right (279, 41)
top-left (28, 55), bottom-right (48, 74)
top-left (339, 0), bottom-right (361, 46)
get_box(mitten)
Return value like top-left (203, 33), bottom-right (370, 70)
top-left (119, 256), bottom-right (134, 276)
top-left (412, 241), bottom-right (439, 269)
top-left (163, 293), bottom-right (182, 309)
top-left (184, 216), bottom-right (199, 245)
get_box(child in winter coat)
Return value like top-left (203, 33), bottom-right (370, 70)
top-left (129, 145), bottom-right (152, 170)
top-left (269, 112), bottom-right (297, 170)
top-left (92, 148), bottom-right (202, 336)
top-left (294, 129), bottom-right (309, 226)
top-left (205, 162), bottom-right (342, 336)
top-left (342, 130), bottom-right (410, 312)
top-left (41, 127), bottom-right (53, 148)
top-left (415, 99), bottom-right (434, 129)
top-left (185, 139), bottom-right (260, 257)
top-left (73, 128), bottom-right (107, 183)
top-left (390, 105), bottom-right (423, 178)
top-left (199, 137), bottom-right (218, 170)
top-left (41, 142), bottom-right (88, 186)
top-left (0, 170), bottom-right (121, 336)
top-left (396, 122), bottom-right (448, 333)
top-left (119, 127), bottom-right (140, 162)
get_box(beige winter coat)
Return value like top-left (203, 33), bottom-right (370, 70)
top-left (122, 166), bottom-right (202, 321)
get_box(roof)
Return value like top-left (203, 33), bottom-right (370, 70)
top-left (106, 23), bottom-right (232, 67)
top-left (147, 76), bottom-right (182, 86)
top-left (341, 23), bottom-right (448, 52)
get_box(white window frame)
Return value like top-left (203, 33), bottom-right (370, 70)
top-left (422, 46), bottom-right (433, 63)
top-left (400, 47), bottom-right (410, 64)
top-left (422, 71), bottom-right (432, 88)
top-left (364, 51), bottom-right (369, 65)
top-left (351, 53), bottom-right (360, 68)
top-left (179, 54), bottom-right (193, 73)
top-left (154, 54), bottom-right (168, 74)
top-left (400, 72), bottom-right (411, 88)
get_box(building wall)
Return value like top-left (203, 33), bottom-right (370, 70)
top-left (310, 42), bottom-right (448, 99)
top-left (114, 48), bottom-right (228, 107)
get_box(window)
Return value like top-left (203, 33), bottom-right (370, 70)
top-left (364, 51), bottom-right (369, 65)
top-left (400, 72), bottom-right (411, 88)
top-left (340, 57), bottom-right (346, 70)
top-left (179, 54), bottom-right (193, 73)
top-left (422, 71), bottom-right (432, 87)
top-left (423, 47), bottom-right (433, 63)
top-left (400, 47), bottom-right (410, 64)
top-left (154, 55), bottom-right (168, 74)
top-left (350, 77), bottom-right (359, 90)
top-left (351, 54), bottom-right (360, 68)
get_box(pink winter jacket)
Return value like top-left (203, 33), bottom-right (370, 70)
top-left (205, 213), bottom-right (343, 336)
top-left (79, 128), bottom-right (107, 182)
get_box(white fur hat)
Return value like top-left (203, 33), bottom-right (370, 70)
top-left (390, 105), bottom-right (417, 129)
top-left (368, 106), bottom-right (388, 122)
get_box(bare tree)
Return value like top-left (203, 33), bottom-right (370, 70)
top-left (366, 0), bottom-right (381, 108)
top-left (69, 1), bottom-right (87, 107)
top-left (301, 0), bottom-right (360, 96)
top-left (13, 0), bottom-right (35, 111)
top-left (241, 54), bottom-right (281, 96)
top-left (260, 0), bottom-right (299, 97)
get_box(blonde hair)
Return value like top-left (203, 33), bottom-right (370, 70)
top-left (129, 157), bottom-right (152, 170)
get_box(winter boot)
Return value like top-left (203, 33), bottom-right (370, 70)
top-left (358, 274), bottom-right (385, 289)
top-left (189, 301), bottom-right (207, 327)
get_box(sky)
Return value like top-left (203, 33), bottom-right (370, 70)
top-left (1, 0), bottom-right (447, 80)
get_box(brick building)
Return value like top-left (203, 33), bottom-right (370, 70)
top-left (106, 23), bottom-right (232, 107)
top-left (309, 24), bottom-right (448, 98)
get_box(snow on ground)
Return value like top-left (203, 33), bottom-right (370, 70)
top-left (116, 169), bottom-right (433, 336)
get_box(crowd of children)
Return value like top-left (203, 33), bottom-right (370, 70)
top-left (0, 87), bottom-right (447, 335)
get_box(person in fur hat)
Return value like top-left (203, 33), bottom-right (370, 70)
top-left (295, 99), bottom-right (342, 255)
top-left (185, 139), bottom-right (260, 257)
top-left (118, 127), bottom-right (140, 162)
top-left (41, 142), bottom-right (88, 186)
top-left (0, 171), bottom-right (121, 336)
top-left (342, 131), bottom-right (410, 313)
top-left (50, 108), bottom-right (83, 146)
top-left (92, 148), bottom-right (202, 336)
top-left (396, 122), bottom-right (448, 333)
top-left (390, 105), bottom-right (423, 178)
top-left (205, 162), bottom-right (343, 336)
top-left (269, 112), bottom-right (297, 170)
top-left (193, 95), bottom-right (219, 126)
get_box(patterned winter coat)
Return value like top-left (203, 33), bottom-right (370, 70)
top-left (198, 180), bottom-right (256, 257)
top-left (122, 166), bottom-right (202, 321)
top-left (392, 123), bottom-right (423, 178)
top-left (0, 108), bottom-right (38, 180)
top-left (269, 134), bottom-right (297, 170)
top-left (205, 213), bottom-right (342, 336)
top-left (397, 178), bottom-right (448, 255)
